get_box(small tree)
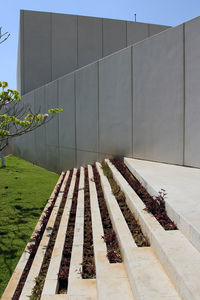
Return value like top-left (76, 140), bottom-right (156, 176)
top-left (0, 28), bottom-right (62, 167)
top-left (0, 81), bottom-right (62, 167)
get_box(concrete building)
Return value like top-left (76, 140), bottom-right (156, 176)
top-left (4, 11), bottom-right (200, 300)
top-left (13, 11), bottom-right (200, 173)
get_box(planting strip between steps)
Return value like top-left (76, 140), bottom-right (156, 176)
top-left (107, 159), bottom-right (200, 300)
top-left (102, 161), bottom-right (149, 247)
top-left (29, 170), bottom-right (73, 299)
top-left (81, 167), bottom-right (96, 278)
top-left (88, 165), bottom-right (134, 300)
top-left (111, 158), bottom-right (176, 230)
top-left (66, 168), bottom-right (97, 299)
top-left (92, 165), bottom-right (122, 263)
top-left (57, 169), bottom-right (80, 293)
top-left (40, 169), bottom-right (77, 296)
top-left (2, 172), bottom-right (65, 300)
top-left (96, 162), bottom-right (181, 300)
top-left (66, 167), bottom-right (98, 299)
top-left (19, 171), bottom-right (71, 299)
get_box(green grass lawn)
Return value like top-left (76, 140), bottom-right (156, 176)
top-left (0, 155), bottom-right (59, 297)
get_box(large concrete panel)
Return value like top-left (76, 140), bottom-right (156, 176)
top-left (46, 145), bottom-right (59, 173)
top-left (59, 147), bottom-right (76, 172)
top-left (45, 81), bottom-right (59, 147)
top-left (102, 18), bottom-right (126, 56)
top-left (58, 73), bottom-right (75, 149)
top-left (127, 22), bottom-right (148, 46)
top-left (99, 47), bottom-right (132, 156)
top-left (133, 25), bottom-right (184, 164)
top-left (19, 10), bottom-right (169, 96)
top-left (34, 86), bottom-right (47, 168)
top-left (23, 10), bottom-right (51, 94)
top-left (185, 17), bottom-right (200, 167)
top-left (77, 150), bottom-right (98, 168)
top-left (12, 135), bottom-right (23, 159)
top-left (78, 16), bottom-right (102, 68)
top-left (76, 63), bottom-right (98, 152)
top-left (52, 13), bottom-right (77, 80)
top-left (149, 24), bottom-right (169, 36)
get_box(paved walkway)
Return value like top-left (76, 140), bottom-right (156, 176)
top-left (125, 157), bottom-right (200, 252)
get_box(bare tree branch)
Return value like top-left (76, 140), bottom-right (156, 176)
top-left (0, 27), bottom-right (10, 45)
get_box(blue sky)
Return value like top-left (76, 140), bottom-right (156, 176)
top-left (0, 0), bottom-right (200, 90)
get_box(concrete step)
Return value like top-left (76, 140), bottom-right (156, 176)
top-left (124, 157), bottom-right (200, 253)
top-left (88, 165), bottom-right (134, 300)
top-left (19, 171), bottom-right (70, 300)
top-left (96, 162), bottom-right (180, 300)
top-left (7, 158), bottom-right (200, 299)
top-left (108, 158), bottom-right (200, 300)
top-left (42, 168), bottom-right (77, 295)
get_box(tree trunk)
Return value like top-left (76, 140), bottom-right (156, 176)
top-left (0, 151), bottom-right (5, 168)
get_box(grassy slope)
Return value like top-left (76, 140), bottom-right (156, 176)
top-left (0, 155), bottom-right (59, 297)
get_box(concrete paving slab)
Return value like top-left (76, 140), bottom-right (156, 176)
top-left (108, 158), bottom-right (200, 300)
top-left (67, 279), bottom-right (97, 299)
top-left (124, 157), bottom-right (200, 252)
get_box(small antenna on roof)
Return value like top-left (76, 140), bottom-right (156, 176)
top-left (134, 13), bottom-right (136, 22)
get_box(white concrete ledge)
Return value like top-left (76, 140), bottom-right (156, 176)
top-left (20, 172), bottom-right (70, 299)
top-left (124, 157), bottom-right (200, 252)
top-left (42, 169), bottom-right (77, 295)
top-left (107, 158), bottom-right (200, 300)
top-left (68, 167), bottom-right (84, 281)
top-left (96, 162), bottom-right (180, 300)
top-left (88, 165), bottom-right (134, 300)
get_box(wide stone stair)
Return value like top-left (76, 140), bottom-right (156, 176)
top-left (2, 158), bottom-right (200, 300)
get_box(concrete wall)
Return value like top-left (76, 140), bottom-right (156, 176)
top-left (13, 16), bottom-right (200, 172)
top-left (133, 25), bottom-right (184, 165)
top-left (184, 17), bottom-right (200, 167)
top-left (17, 10), bottom-right (169, 95)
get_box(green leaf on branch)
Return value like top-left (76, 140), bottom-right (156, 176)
top-left (0, 82), bottom-right (63, 152)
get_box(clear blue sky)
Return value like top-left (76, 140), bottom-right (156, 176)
top-left (0, 0), bottom-right (200, 90)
